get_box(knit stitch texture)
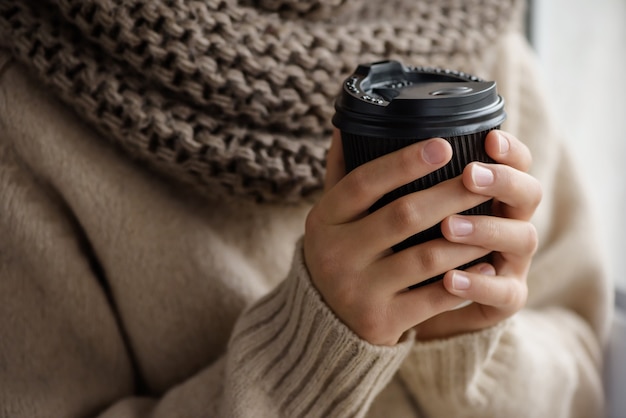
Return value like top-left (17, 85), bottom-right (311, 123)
top-left (0, 0), bottom-right (523, 202)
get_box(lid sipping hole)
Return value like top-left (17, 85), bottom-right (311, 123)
top-left (429, 86), bottom-right (474, 96)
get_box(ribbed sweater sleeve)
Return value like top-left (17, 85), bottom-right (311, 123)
top-left (400, 309), bottom-right (604, 417)
top-left (98, 244), bottom-right (414, 418)
top-left (222, 241), bottom-right (414, 418)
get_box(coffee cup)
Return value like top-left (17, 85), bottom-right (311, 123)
top-left (332, 60), bottom-right (506, 287)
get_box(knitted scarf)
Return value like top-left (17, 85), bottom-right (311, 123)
top-left (0, 0), bottom-right (523, 203)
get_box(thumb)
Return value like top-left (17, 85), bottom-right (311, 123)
top-left (324, 129), bottom-right (346, 192)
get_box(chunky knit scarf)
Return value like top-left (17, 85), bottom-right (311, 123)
top-left (0, 0), bottom-right (523, 203)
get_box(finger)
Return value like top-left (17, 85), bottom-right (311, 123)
top-left (324, 129), bottom-right (346, 192)
top-left (414, 264), bottom-right (525, 340)
top-left (448, 262), bottom-right (496, 311)
top-left (352, 176), bottom-right (490, 253)
top-left (462, 162), bottom-right (542, 220)
top-left (443, 268), bottom-right (528, 312)
top-left (442, 215), bottom-right (539, 258)
top-left (390, 280), bottom-right (466, 334)
top-left (484, 130), bottom-right (533, 172)
top-left (368, 238), bottom-right (491, 291)
top-left (319, 137), bottom-right (453, 224)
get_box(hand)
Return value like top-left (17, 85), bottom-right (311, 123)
top-left (304, 130), bottom-right (494, 346)
top-left (415, 130), bottom-right (542, 340)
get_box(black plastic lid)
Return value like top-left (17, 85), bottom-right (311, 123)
top-left (332, 60), bottom-right (506, 138)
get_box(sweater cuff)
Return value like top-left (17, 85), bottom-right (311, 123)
top-left (398, 318), bottom-right (512, 410)
top-left (226, 239), bottom-right (414, 417)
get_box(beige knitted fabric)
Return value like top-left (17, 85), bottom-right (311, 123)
top-left (0, 27), bottom-right (613, 418)
top-left (0, 0), bottom-right (523, 202)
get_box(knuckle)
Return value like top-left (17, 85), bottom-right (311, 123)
top-left (426, 287), bottom-right (450, 311)
top-left (512, 174), bottom-right (542, 210)
top-left (523, 224), bottom-right (539, 255)
top-left (415, 246), bottom-right (442, 273)
top-left (345, 167), bottom-right (371, 201)
top-left (513, 282), bottom-right (529, 310)
top-left (388, 198), bottom-right (420, 234)
top-left (500, 286), bottom-right (518, 308)
top-left (502, 280), bottom-right (528, 311)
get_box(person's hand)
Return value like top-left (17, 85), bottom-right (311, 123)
top-left (415, 130), bottom-right (542, 340)
top-left (304, 130), bottom-right (497, 346)
top-left (304, 129), bottom-right (542, 345)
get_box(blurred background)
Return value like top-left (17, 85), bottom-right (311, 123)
top-left (529, 0), bottom-right (626, 292)
top-left (528, 1), bottom-right (626, 414)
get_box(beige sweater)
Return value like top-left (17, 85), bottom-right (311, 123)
top-left (0, 33), bottom-right (613, 418)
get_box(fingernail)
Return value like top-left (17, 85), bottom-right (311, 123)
top-left (471, 164), bottom-right (494, 187)
top-left (479, 264), bottom-right (496, 276)
top-left (423, 140), bottom-right (448, 164)
top-left (497, 132), bottom-right (510, 154)
top-left (449, 216), bottom-right (473, 237)
top-left (452, 272), bottom-right (471, 290)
